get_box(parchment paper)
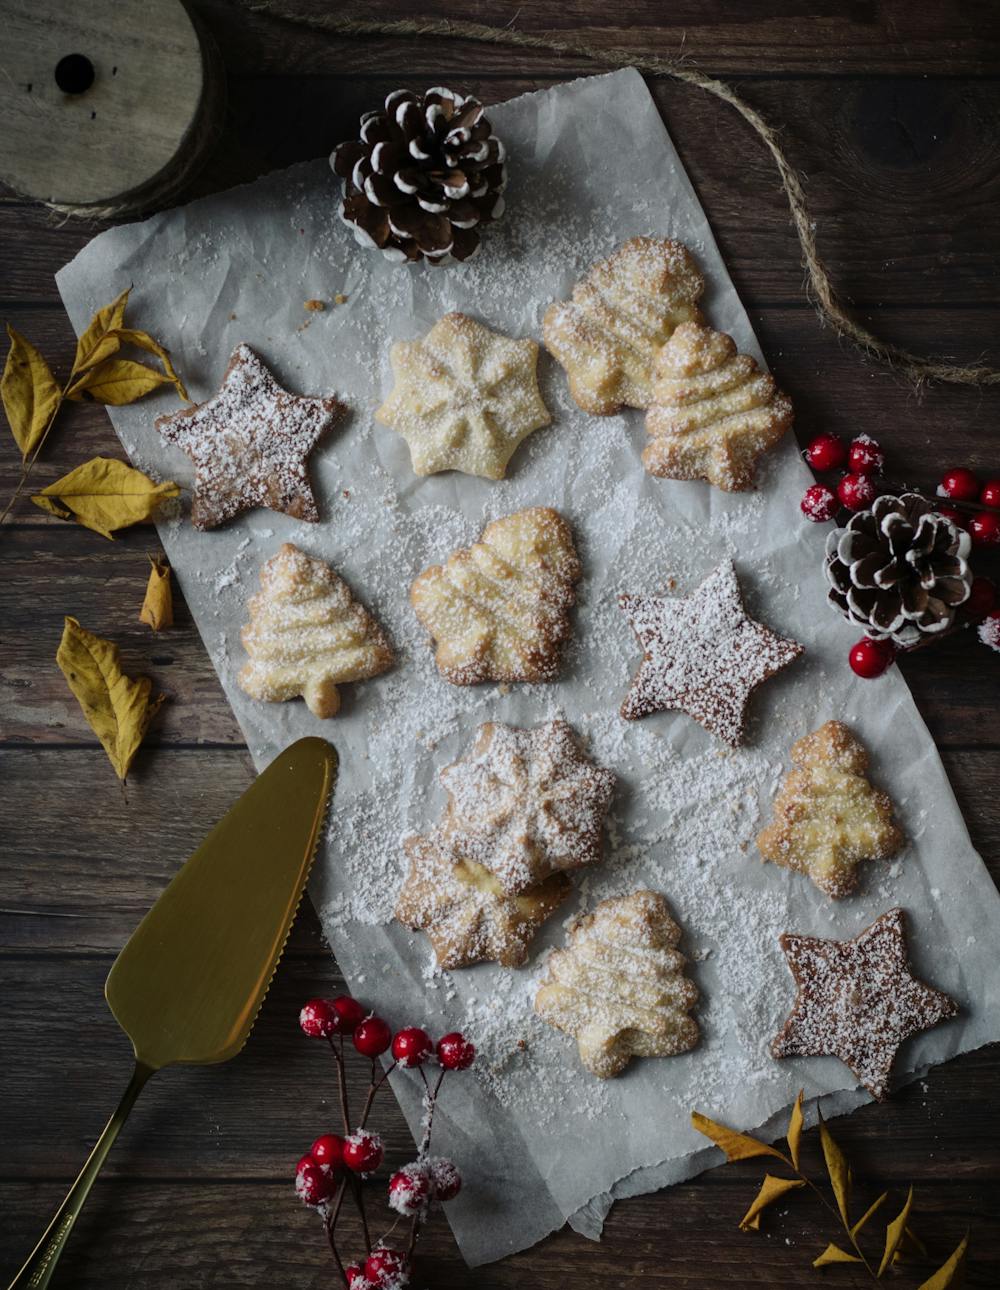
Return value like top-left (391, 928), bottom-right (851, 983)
top-left (56, 70), bottom-right (1000, 1266)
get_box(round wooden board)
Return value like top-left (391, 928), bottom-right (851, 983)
top-left (0, 0), bottom-right (208, 207)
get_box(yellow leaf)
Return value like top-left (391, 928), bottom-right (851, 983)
top-left (819, 1116), bottom-right (851, 1227)
top-left (2, 325), bottom-right (61, 458)
top-left (787, 1089), bottom-right (804, 1169)
top-left (917, 1232), bottom-right (968, 1290)
top-left (850, 1191), bottom-right (888, 1239)
top-left (139, 556), bottom-right (173, 631)
top-left (114, 328), bottom-right (189, 402)
top-left (879, 1185), bottom-right (914, 1276)
top-left (895, 1225), bottom-right (928, 1264)
top-left (67, 357), bottom-right (174, 405)
top-left (691, 1112), bottom-right (787, 1163)
top-left (812, 1243), bottom-right (862, 1267)
top-left (56, 617), bottom-right (165, 781)
top-left (738, 1174), bottom-right (806, 1231)
top-left (73, 287), bottom-right (130, 373)
top-left (31, 457), bottom-right (179, 540)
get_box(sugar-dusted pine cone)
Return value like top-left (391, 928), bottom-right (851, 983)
top-left (331, 87), bottom-right (507, 265)
top-left (824, 492), bottom-right (972, 648)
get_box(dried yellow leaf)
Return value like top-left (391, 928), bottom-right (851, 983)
top-left (917, 1231), bottom-right (968, 1290)
top-left (895, 1225), bottom-right (928, 1264)
top-left (31, 456), bottom-right (180, 540)
top-left (738, 1174), bottom-right (806, 1231)
top-left (67, 357), bottom-right (175, 405)
top-left (1, 325), bottom-right (61, 458)
top-left (113, 328), bottom-right (189, 401)
top-left (879, 1185), bottom-right (914, 1276)
top-left (819, 1117), bottom-right (851, 1227)
top-left (691, 1112), bottom-right (787, 1163)
top-left (139, 556), bottom-right (173, 631)
top-left (74, 287), bottom-right (130, 373)
top-left (57, 617), bottom-right (165, 781)
top-left (787, 1089), bottom-right (804, 1169)
top-left (812, 1242), bottom-right (862, 1267)
top-left (850, 1190), bottom-right (888, 1239)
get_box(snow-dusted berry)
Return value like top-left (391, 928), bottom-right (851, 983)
top-left (391, 1026), bottom-right (433, 1067)
top-left (847, 434), bottom-right (884, 476)
top-left (803, 433), bottom-right (846, 472)
top-left (343, 1129), bottom-right (384, 1174)
top-left (938, 466), bottom-right (980, 502)
top-left (353, 1015), bottom-right (392, 1057)
top-left (299, 998), bottom-right (337, 1038)
top-left (837, 472), bottom-right (877, 512)
top-left (388, 1161), bottom-right (431, 1216)
top-left (363, 1247), bottom-right (410, 1289)
top-left (310, 1133), bottom-right (345, 1174)
top-left (979, 611), bottom-right (1000, 653)
top-left (436, 1032), bottom-right (475, 1070)
top-left (428, 1155), bottom-right (462, 1202)
top-left (800, 483), bottom-right (838, 522)
top-left (344, 1266), bottom-right (366, 1287)
top-left (330, 994), bottom-right (366, 1034)
top-left (295, 1153), bottom-right (335, 1206)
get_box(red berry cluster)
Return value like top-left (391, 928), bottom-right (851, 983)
top-left (937, 466), bottom-right (1000, 547)
top-left (295, 995), bottom-right (475, 1287)
top-left (800, 432), bottom-right (883, 521)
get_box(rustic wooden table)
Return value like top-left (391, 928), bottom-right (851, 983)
top-left (2, 3), bottom-right (999, 1286)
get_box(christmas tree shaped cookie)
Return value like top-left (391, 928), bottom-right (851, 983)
top-left (757, 721), bottom-right (903, 898)
top-left (238, 544), bottom-right (393, 718)
top-left (642, 322), bottom-right (794, 491)
top-left (410, 506), bottom-right (580, 685)
top-left (534, 890), bottom-right (699, 1079)
top-left (543, 237), bottom-right (705, 415)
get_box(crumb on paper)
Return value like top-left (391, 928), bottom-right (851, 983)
top-left (335, 293), bottom-right (349, 304)
top-left (304, 298), bottom-right (326, 312)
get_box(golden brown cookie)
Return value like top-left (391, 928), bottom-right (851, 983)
top-left (394, 829), bottom-right (571, 969)
top-left (543, 237), bottom-right (704, 415)
top-left (439, 719), bottom-right (616, 895)
top-left (375, 313), bottom-right (551, 479)
top-left (534, 890), bottom-right (700, 1079)
top-left (155, 344), bottom-right (344, 530)
top-left (239, 543), bottom-right (393, 718)
top-left (642, 322), bottom-right (793, 491)
top-left (757, 720), bottom-right (903, 898)
top-left (410, 506), bottom-right (580, 685)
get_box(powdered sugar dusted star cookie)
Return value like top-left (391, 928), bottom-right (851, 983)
top-left (771, 908), bottom-right (958, 1100)
top-left (439, 720), bottom-right (616, 895)
top-left (375, 313), bottom-right (551, 479)
top-left (643, 322), bottom-right (793, 491)
top-left (618, 559), bottom-right (804, 746)
top-left (534, 890), bottom-right (700, 1079)
top-left (757, 721), bottom-right (903, 898)
top-left (394, 829), bottom-right (571, 969)
top-left (543, 237), bottom-right (705, 415)
top-left (155, 344), bottom-right (344, 530)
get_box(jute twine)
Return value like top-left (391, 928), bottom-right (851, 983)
top-left (239, 3), bottom-right (1000, 389)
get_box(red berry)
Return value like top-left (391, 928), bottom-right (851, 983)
top-left (310, 1133), bottom-right (345, 1174)
top-left (299, 998), bottom-right (337, 1038)
top-left (392, 1026), bottom-right (433, 1068)
top-left (847, 434), bottom-right (884, 476)
top-left (836, 472), bottom-right (877, 512)
top-left (437, 1032), bottom-right (475, 1070)
top-left (979, 611), bottom-right (1000, 653)
top-left (388, 1163), bottom-right (431, 1216)
top-left (935, 505), bottom-right (966, 530)
top-left (429, 1156), bottom-right (462, 1202)
top-left (295, 1153), bottom-right (335, 1206)
top-left (364, 1248), bottom-right (409, 1289)
top-left (331, 994), bottom-right (366, 1034)
top-left (848, 637), bottom-right (896, 679)
top-left (345, 1267), bottom-right (365, 1287)
top-left (343, 1129), bottom-right (383, 1174)
top-left (969, 512), bottom-right (1000, 547)
top-left (800, 483), bottom-right (838, 522)
top-left (964, 576), bottom-right (997, 621)
top-left (804, 433), bottom-right (847, 472)
top-left (938, 467), bottom-right (980, 502)
top-left (353, 1016), bottom-right (392, 1058)
top-left (980, 479), bottom-right (1000, 509)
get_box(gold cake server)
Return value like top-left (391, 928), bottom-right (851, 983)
top-left (7, 736), bottom-right (336, 1290)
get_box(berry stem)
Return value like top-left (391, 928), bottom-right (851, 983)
top-left (328, 1034), bottom-right (352, 1135)
top-left (321, 1198), bottom-right (351, 1287)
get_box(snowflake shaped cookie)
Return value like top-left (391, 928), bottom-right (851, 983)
top-left (376, 312), bottom-right (551, 479)
top-left (440, 720), bottom-right (616, 895)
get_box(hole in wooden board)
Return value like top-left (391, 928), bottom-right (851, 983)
top-left (54, 53), bottom-right (95, 95)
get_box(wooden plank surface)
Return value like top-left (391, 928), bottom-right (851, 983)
top-left (1, 2), bottom-right (998, 1287)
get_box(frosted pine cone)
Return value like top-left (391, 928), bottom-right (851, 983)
top-left (332, 87), bottom-right (506, 265)
top-left (824, 493), bottom-right (972, 648)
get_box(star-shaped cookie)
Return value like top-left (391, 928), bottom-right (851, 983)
top-left (618, 559), bottom-right (804, 746)
top-left (771, 908), bottom-right (958, 1101)
top-left (375, 313), bottom-right (551, 479)
top-left (155, 344), bottom-right (344, 530)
